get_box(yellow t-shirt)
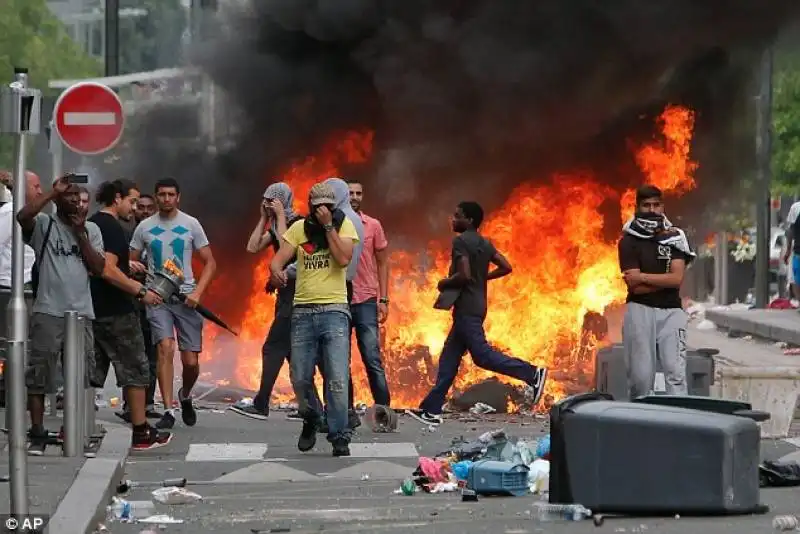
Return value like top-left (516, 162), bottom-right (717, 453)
top-left (283, 218), bottom-right (360, 305)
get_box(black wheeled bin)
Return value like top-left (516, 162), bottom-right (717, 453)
top-left (549, 393), bottom-right (762, 515)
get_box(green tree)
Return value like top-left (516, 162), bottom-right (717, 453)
top-left (119, 0), bottom-right (187, 74)
top-left (0, 0), bottom-right (101, 167)
top-left (772, 62), bottom-right (800, 194)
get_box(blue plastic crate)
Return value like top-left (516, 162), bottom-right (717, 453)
top-left (467, 460), bottom-right (530, 496)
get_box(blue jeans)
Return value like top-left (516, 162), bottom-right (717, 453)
top-left (291, 306), bottom-right (351, 442)
top-left (350, 298), bottom-right (391, 406)
top-left (419, 313), bottom-right (539, 415)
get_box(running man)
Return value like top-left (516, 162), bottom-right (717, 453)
top-left (409, 201), bottom-right (551, 425)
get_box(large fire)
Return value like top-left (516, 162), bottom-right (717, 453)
top-left (201, 105), bottom-right (697, 410)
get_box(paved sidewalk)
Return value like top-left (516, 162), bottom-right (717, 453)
top-left (0, 413), bottom-right (85, 518)
top-left (0, 410), bottom-right (130, 534)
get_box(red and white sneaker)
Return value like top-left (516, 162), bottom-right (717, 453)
top-left (131, 426), bottom-right (172, 451)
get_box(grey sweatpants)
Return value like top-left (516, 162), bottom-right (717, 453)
top-left (622, 301), bottom-right (688, 399)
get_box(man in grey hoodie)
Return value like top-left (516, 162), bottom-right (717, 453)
top-left (319, 178), bottom-right (365, 429)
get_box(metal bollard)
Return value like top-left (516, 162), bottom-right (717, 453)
top-left (79, 317), bottom-right (95, 439)
top-left (62, 311), bottom-right (84, 457)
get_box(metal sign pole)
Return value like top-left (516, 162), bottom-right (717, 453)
top-left (0, 67), bottom-right (42, 517)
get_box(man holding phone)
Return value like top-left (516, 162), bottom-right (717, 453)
top-left (17, 173), bottom-right (106, 455)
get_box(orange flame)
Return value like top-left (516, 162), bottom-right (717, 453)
top-left (202, 105), bottom-right (698, 411)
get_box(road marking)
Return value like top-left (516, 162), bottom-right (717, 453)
top-left (332, 460), bottom-right (412, 480)
top-left (185, 443), bottom-right (268, 462)
top-left (347, 442), bottom-right (418, 458)
top-left (213, 463), bottom-right (319, 483)
top-left (63, 112), bottom-right (117, 126)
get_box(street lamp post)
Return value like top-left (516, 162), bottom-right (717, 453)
top-left (0, 67), bottom-right (42, 517)
top-left (754, 46), bottom-right (774, 308)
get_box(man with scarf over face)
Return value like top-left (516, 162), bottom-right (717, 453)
top-left (232, 182), bottom-right (322, 419)
top-left (270, 181), bottom-right (361, 457)
top-left (619, 185), bottom-right (696, 399)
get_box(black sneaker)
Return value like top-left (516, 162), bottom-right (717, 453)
top-left (297, 419), bottom-right (318, 452)
top-left (348, 410), bottom-right (361, 430)
top-left (146, 407), bottom-right (164, 419)
top-left (406, 409), bottom-right (443, 425)
top-left (230, 404), bottom-right (269, 420)
top-left (526, 368), bottom-right (549, 405)
top-left (132, 426), bottom-right (173, 451)
top-left (27, 428), bottom-right (48, 456)
top-left (115, 410), bottom-right (132, 424)
top-left (286, 410), bottom-right (303, 421)
top-left (155, 411), bottom-right (176, 430)
top-left (179, 388), bottom-right (197, 427)
top-left (332, 438), bottom-right (351, 457)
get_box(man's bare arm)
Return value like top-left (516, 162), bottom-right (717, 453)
top-left (17, 190), bottom-right (56, 235)
top-left (325, 229), bottom-right (354, 267)
top-left (246, 216), bottom-right (272, 253)
top-left (193, 246), bottom-right (217, 296)
top-left (487, 251), bottom-right (512, 280)
top-left (375, 247), bottom-right (389, 300)
top-left (637, 259), bottom-right (687, 289)
top-left (439, 256), bottom-right (470, 289)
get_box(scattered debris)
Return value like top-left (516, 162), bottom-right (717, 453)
top-left (152, 486), bottom-right (202, 505)
top-left (760, 460), bottom-right (800, 487)
top-left (695, 319), bottom-right (716, 331)
top-left (772, 515), bottom-right (799, 530)
top-left (137, 515), bottom-right (184, 525)
top-left (365, 404), bottom-right (399, 432)
top-left (469, 402), bottom-right (497, 415)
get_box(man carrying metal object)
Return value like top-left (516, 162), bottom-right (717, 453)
top-left (17, 174), bottom-right (105, 455)
top-left (130, 177), bottom-right (217, 430)
top-left (88, 180), bottom-right (171, 450)
top-left (118, 194), bottom-right (160, 420)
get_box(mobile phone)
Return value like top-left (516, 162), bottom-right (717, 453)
top-left (67, 173), bottom-right (89, 184)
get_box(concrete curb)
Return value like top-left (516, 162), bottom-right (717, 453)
top-left (48, 424), bottom-right (129, 534)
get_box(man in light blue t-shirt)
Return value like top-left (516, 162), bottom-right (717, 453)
top-left (131, 178), bottom-right (217, 430)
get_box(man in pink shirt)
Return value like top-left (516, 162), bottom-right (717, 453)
top-left (348, 180), bottom-right (391, 407)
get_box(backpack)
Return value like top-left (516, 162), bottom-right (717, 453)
top-left (30, 216), bottom-right (54, 298)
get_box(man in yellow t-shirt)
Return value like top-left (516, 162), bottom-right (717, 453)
top-left (270, 181), bottom-right (360, 457)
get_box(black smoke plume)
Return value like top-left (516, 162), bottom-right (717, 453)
top-left (122, 0), bottom-right (800, 319)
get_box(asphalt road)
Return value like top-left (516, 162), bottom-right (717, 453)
top-left (92, 402), bottom-right (800, 534)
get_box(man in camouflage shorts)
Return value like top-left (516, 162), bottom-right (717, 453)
top-left (89, 180), bottom-right (171, 451)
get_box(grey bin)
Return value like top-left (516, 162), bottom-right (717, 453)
top-left (548, 393), bottom-right (762, 515)
top-left (595, 343), bottom-right (716, 401)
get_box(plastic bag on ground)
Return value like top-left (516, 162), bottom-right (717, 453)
top-left (535, 434), bottom-right (551, 459)
top-left (528, 458), bottom-right (550, 494)
top-left (138, 515), bottom-right (185, 525)
top-left (152, 486), bottom-right (202, 505)
top-left (469, 402), bottom-right (497, 415)
top-left (451, 460), bottom-right (473, 481)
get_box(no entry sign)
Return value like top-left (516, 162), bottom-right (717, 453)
top-left (53, 82), bottom-right (125, 155)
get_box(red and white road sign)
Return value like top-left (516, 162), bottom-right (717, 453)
top-left (53, 82), bottom-right (125, 156)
